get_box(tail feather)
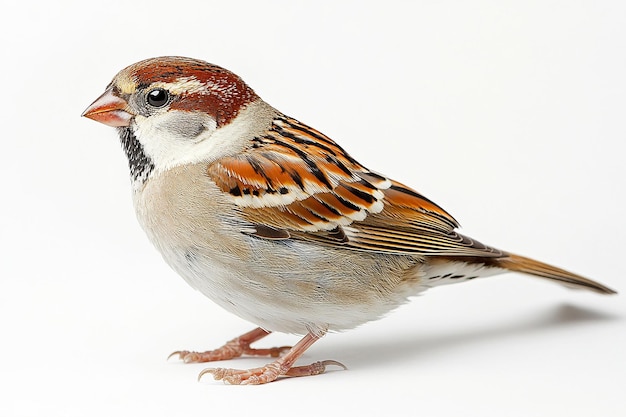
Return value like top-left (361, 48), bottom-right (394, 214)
top-left (494, 253), bottom-right (616, 295)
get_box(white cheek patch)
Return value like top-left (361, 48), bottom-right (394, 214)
top-left (159, 111), bottom-right (216, 140)
top-left (132, 99), bottom-right (277, 174)
top-left (133, 110), bottom-right (218, 172)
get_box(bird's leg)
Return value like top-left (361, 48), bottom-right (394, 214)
top-left (169, 327), bottom-right (291, 363)
top-left (198, 331), bottom-right (346, 385)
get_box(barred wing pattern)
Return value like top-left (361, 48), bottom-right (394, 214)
top-left (207, 115), bottom-right (503, 258)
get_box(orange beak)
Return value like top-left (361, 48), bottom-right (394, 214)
top-left (82, 89), bottom-right (134, 127)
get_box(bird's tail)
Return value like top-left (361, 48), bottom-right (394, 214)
top-left (493, 253), bottom-right (616, 294)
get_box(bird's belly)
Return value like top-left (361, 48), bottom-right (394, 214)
top-left (158, 237), bottom-right (428, 335)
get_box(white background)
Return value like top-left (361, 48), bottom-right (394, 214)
top-left (2, 1), bottom-right (625, 416)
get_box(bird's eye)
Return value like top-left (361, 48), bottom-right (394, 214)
top-left (146, 88), bottom-right (169, 107)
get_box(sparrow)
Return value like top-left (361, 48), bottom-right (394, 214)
top-left (82, 56), bottom-right (616, 385)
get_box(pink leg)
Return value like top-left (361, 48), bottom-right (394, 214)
top-left (199, 332), bottom-right (346, 385)
top-left (168, 327), bottom-right (291, 363)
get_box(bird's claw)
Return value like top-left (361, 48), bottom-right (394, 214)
top-left (198, 359), bottom-right (346, 385)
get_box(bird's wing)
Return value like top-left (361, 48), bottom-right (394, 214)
top-left (207, 114), bottom-right (503, 257)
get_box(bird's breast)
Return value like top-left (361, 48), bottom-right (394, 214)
top-left (130, 163), bottom-right (434, 334)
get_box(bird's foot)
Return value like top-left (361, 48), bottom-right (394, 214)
top-left (168, 327), bottom-right (291, 363)
top-left (199, 360), bottom-right (346, 385)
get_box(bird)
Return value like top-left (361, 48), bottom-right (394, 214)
top-left (82, 56), bottom-right (616, 385)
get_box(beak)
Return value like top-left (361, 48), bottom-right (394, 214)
top-left (82, 88), bottom-right (134, 127)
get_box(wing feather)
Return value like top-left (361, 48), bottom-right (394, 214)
top-left (207, 114), bottom-right (500, 257)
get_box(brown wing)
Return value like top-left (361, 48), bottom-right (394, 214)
top-left (207, 114), bottom-right (503, 258)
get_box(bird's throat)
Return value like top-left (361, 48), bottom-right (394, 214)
top-left (117, 126), bottom-right (155, 185)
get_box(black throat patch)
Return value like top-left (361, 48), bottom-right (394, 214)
top-left (117, 127), bottom-right (155, 183)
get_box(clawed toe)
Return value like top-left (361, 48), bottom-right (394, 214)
top-left (168, 327), bottom-right (294, 364)
top-left (199, 366), bottom-right (273, 385)
top-left (199, 359), bottom-right (346, 385)
top-left (167, 350), bottom-right (186, 361)
top-left (170, 329), bottom-right (339, 384)
top-left (168, 350), bottom-right (204, 363)
top-left (285, 360), bottom-right (347, 377)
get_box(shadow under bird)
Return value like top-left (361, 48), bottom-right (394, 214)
top-left (82, 56), bottom-right (616, 385)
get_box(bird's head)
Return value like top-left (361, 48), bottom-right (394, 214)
top-left (82, 56), bottom-right (267, 187)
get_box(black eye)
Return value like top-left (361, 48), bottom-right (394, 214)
top-left (146, 88), bottom-right (169, 107)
